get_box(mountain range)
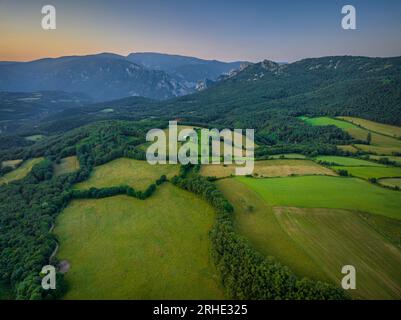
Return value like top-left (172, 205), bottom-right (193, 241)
top-left (0, 53), bottom-right (247, 101)
top-left (24, 55), bottom-right (401, 137)
top-left (1, 54), bottom-right (400, 147)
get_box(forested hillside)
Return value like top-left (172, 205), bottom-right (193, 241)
top-left (0, 120), bottom-right (161, 299)
top-left (154, 56), bottom-right (401, 127)
top-left (18, 56), bottom-right (400, 156)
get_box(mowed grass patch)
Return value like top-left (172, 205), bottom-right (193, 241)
top-left (200, 159), bottom-right (335, 178)
top-left (369, 155), bottom-right (401, 165)
top-left (54, 156), bottom-right (80, 176)
top-left (269, 153), bottom-right (306, 159)
top-left (332, 166), bottom-right (401, 180)
top-left (368, 132), bottom-right (401, 149)
top-left (216, 178), bottom-right (328, 281)
top-left (1, 159), bottom-right (23, 169)
top-left (338, 116), bottom-right (401, 138)
top-left (379, 178), bottom-right (401, 189)
top-left (25, 134), bottom-right (45, 142)
top-left (237, 176), bottom-right (401, 220)
top-left (74, 158), bottom-right (179, 191)
top-left (355, 144), bottom-right (401, 156)
top-left (314, 156), bottom-right (383, 167)
top-left (217, 178), bottom-right (401, 299)
top-left (0, 157), bottom-right (44, 185)
top-left (300, 116), bottom-right (369, 143)
top-left (275, 207), bottom-right (401, 299)
top-left (337, 145), bottom-right (359, 153)
top-left (55, 184), bottom-right (224, 299)
top-left (300, 116), bottom-right (401, 155)
top-left (299, 116), bottom-right (357, 129)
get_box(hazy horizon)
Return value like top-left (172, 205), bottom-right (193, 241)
top-left (1, 0), bottom-right (401, 62)
top-left (2, 50), bottom-right (401, 65)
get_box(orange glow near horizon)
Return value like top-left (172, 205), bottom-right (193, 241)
top-left (1, 1), bottom-right (401, 63)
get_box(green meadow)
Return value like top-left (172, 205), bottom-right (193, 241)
top-left (217, 178), bottom-right (328, 281)
top-left (338, 116), bottom-right (401, 138)
top-left (355, 144), bottom-right (401, 156)
top-left (25, 134), bottom-right (45, 142)
top-left (269, 153), bottom-right (306, 159)
top-left (301, 116), bottom-right (401, 155)
top-left (314, 156), bottom-right (383, 167)
top-left (275, 207), bottom-right (401, 299)
top-left (0, 157), bottom-right (44, 185)
top-left (75, 158), bottom-right (179, 191)
top-left (1, 159), bottom-right (23, 169)
top-left (237, 176), bottom-right (401, 220)
top-left (200, 159), bottom-right (335, 178)
top-left (217, 177), bottom-right (401, 299)
top-left (55, 184), bottom-right (224, 299)
top-left (337, 145), bottom-right (359, 153)
top-left (299, 116), bottom-right (356, 129)
top-left (54, 156), bottom-right (80, 176)
top-left (332, 166), bottom-right (401, 180)
top-left (369, 155), bottom-right (401, 165)
top-left (379, 178), bottom-right (401, 189)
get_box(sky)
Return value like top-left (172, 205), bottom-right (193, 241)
top-left (0, 0), bottom-right (401, 62)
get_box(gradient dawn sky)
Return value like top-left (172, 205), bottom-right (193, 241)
top-left (1, 0), bottom-right (401, 62)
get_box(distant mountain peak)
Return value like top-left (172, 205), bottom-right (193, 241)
top-left (0, 52), bottom-right (250, 102)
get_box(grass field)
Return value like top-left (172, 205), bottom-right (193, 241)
top-left (1, 159), bottom-right (23, 169)
top-left (54, 156), bottom-right (80, 176)
top-left (0, 157), bottom-right (44, 185)
top-left (200, 159), bottom-right (335, 178)
top-left (299, 116), bottom-right (357, 129)
top-left (300, 116), bottom-right (370, 143)
top-left (339, 117), bottom-right (401, 138)
top-left (275, 207), bottom-right (401, 299)
top-left (269, 153), bottom-right (306, 159)
top-left (314, 156), bottom-right (383, 167)
top-left (369, 155), bottom-right (401, 165)
top-left (75, 158), bottom-right (179, 191)
top-left (25, 134), bottom-right (45, 142)
top-left (367, 132), bottom-right (401, 149)
top-left (337, 145), bottom-right (359, 153)
top-left (355, 144), bottom-right (401, 156)
top-left (55, 184), bottom-right (224, 299)
top-left (332, 166), bottom-right (401, 180)
top-left (237, 176), bottom-right (401, 220)
top-left (217, 178), bottom-right (401, 299)
top-left (301, 116), bottom-right (401, 155)
top-left (216, 178), bottom-right (328, 281)
top-left (379, 178), bottom-right (401, 189)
